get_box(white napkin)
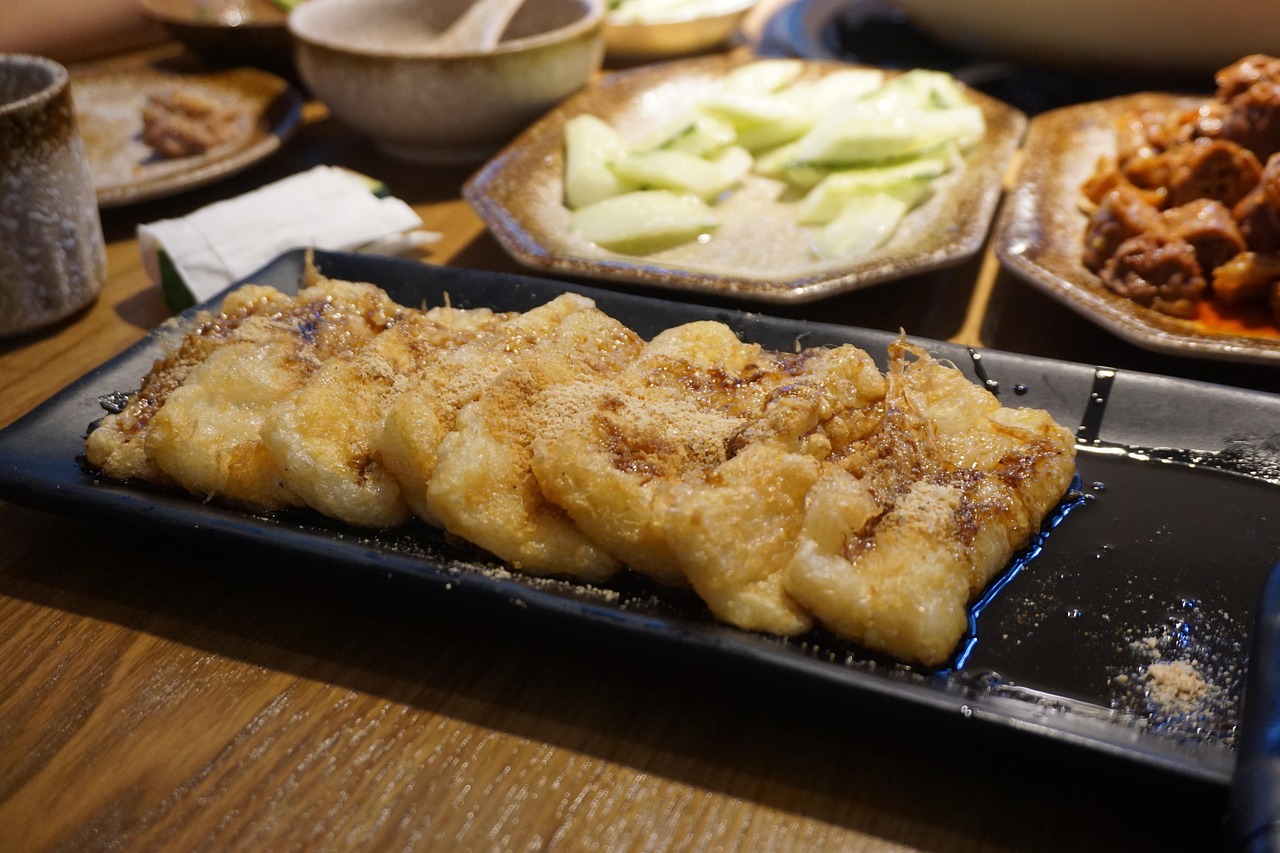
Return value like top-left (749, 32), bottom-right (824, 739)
top-left (138, 165), bottom-right (435, 308)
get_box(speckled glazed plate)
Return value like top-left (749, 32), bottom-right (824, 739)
top-left (70, 63), bottom-right (303, 207)
top-left (465, 53), bottom-right (1026, 304)
top-left (604, 0), bottom-right (758, 61)
top-left (995, 93), bottom-right (1280, 366)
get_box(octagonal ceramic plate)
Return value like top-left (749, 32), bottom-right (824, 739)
top-left (465, 53), bottom-right (1026, 304)
top-left (71, 62), bottom-right (303, 208)
top-left (994, 93), bottom-right (1280, 366)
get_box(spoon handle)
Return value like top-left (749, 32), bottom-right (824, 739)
top-left (433, 0), bottom-right (528, 51)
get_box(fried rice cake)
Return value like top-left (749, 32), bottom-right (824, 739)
top-left (656, 341), bottom-right (889, 636)
top-left (259, 305), bottom-right (510, 529)
top-left (87, 268), bottom-right (1079, 667)
top-left (785, 339), bottom-right (1078, 666)
top-left (531, 321), bottom-right (779, 589)
top-left (535, 328), bottom-right (1074, 660)
top-left (425, 306), bottom-right (644, 581)
top-left (140, 275), bottom-right (402, 509)
top-left (532, 321), bottom-right (888, 635)
top-left (375, 292), bottom-right (599, 527)
top-left (84, 283), bottom-right (295, 486)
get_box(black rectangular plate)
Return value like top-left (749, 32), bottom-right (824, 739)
top-left (4, 249), bottom-right (1280, 785)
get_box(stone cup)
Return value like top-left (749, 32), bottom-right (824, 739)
top-left (0, 54), bottom-right (107, 338)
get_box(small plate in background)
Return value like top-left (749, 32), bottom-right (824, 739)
top-left (137, 0), bottom-right (294, 76)
top-left (890, 0), bottom-right (1280, 76)
top-left (465, 53), bottom-right (1026, 304)
top-left (994, 93), bottom-right (1280, 366)
top-left (71, 63), bottom-right (303, 207)
top-left (605, 0), bottom-right (758, 62)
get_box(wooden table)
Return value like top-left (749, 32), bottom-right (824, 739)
top-left (1, 16), bottom-right (1269, 851)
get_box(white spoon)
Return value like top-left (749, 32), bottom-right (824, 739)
top-left (430, 0), bottom-right (529, 52)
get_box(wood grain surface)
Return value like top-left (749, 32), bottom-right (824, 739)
top-left (0, 13), bottom-right (1267, 851)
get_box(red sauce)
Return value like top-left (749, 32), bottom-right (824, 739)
top-left (1192, 300), bottom-right (1280, 339)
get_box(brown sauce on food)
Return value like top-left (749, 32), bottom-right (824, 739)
top-left (1081, 54), bottom-right (1280, 334)
top-left (141, 89), bottom-right (239, 159)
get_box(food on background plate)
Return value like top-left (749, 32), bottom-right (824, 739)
top-left (141, 88), bottom-right (241, 158)
top-left (1081, 54), bottom-right (1280, 329)
top-left (85, 267), bottom-right (1076, 667)
top-left (563, 60), bottom-right (985, 260)
top-left (606, 0), bottom-right (749, 25)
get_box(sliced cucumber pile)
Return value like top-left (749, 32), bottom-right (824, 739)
top-left (563, 61), bottom-right (985, 260)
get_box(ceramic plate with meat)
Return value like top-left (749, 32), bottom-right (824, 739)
top-left (995, 89), bottom-right (1280, 366)
top-left (71, 61), bottom-right (303, 207)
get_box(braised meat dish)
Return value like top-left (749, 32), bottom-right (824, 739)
top-left (140, 89), bottom-right (239, 158)
top-left (1082, 55), bottom-right (1280, 325)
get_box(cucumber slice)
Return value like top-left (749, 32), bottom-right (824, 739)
top-left (564, 114), bottom-right (635, 210)
top-left (753, 141), bottom-right (827, 190)
top-left (869, 68), bottom-right (972, 110)
top-left (812, 192), bottom-right (909, 260)
top-left (637, 112), bottom-right (737, 157)
top-left (721, 59), bottom-right (805, 94)
top-left (794, 158), bottom-right (948, 225)
top-left (732, 110), bottom-right (816, 154)
top-left (700, 90), bottom-right (806, 130)
top-left (794, 104), bottom-right (986, 167)
top-left (709, 68), bottom-right (886, 154)
top-left (752, 140), bottom-right (799, 178)
top-left (569, 190), bottom-right (719, 252)
top-left (609, 145), bottom-right (752, 202)
top-left (803, 68), bottom-right (887, 111)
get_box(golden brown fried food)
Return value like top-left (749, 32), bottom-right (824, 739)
top-left (785, 340), bottom-right (1077, 666)
top-left (142, 276), bottom-right (401, 509)
top-left (660, 441), bottom-right (821, 635)
top-left (260, 305), bottom-right (511, 528)
top-left (85, 284), bottom-right (298, 485)
top-left (532, 322), bottom-right (888, 635)
top-left (658, 343), bottom-right (889, 636)
top-left (532, 321), bottom-right (779, 588)
top-left (375, 292), bottom-right (597, 526)
top-left (426, 306), bottom-right (644, 581)
top-left (88, 275), bottom-right (1079, 667)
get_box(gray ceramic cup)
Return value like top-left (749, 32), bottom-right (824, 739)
top-left (0, 54), bottom-right (107, 338)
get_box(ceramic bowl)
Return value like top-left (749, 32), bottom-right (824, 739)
top-left (890, 0), bottom-right (1280, 74)
top-left (139, 0), bottom-right (294, 75)
top-left (288, 0), bottom-right (606, 164)
top-left (604, 0), bottom-right (757, 62)
top-left (0, 54), bottom-right (106, 337)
